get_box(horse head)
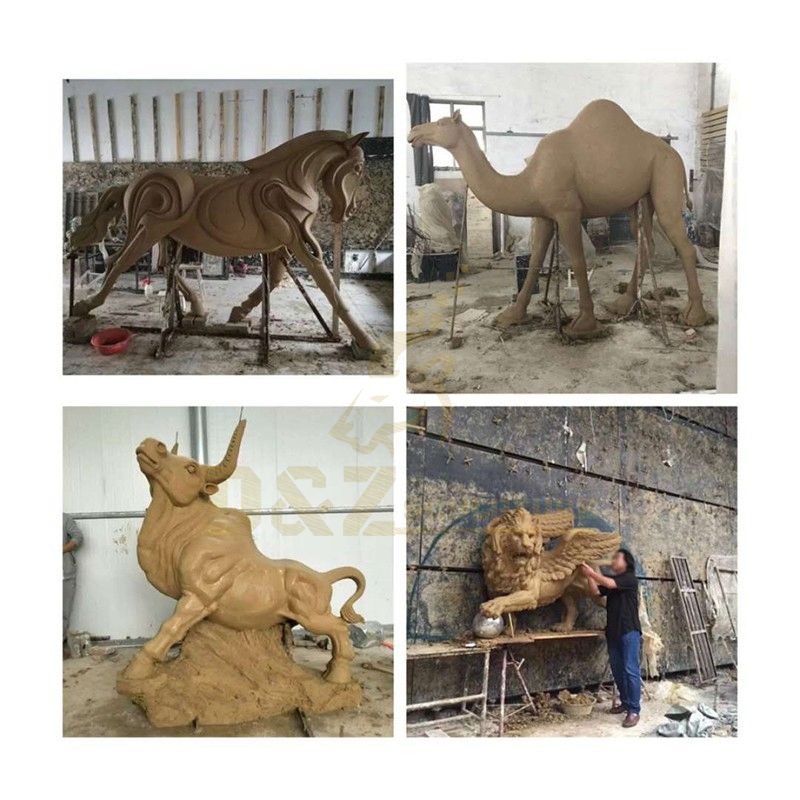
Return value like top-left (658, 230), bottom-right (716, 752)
top-left (322, 132), bottom-right (369, 223)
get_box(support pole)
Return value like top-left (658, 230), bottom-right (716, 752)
top-left (448, 190), bottom-right (469, 342)
top-left (331, 222), bottom-right (343, 338)
top-left (499, 647), bottom-right (508, 737)
top-left (68, 253), bottom-right (76, 317)
top-left (479, 648), bottom-right (490, 737)
top-left (259, 252), bottom-right (270, 366)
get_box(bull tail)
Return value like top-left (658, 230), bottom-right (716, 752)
top-left (325, 566), bottom-right (366, 624)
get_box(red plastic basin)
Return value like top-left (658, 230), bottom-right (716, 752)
top-left (90, 327), bottom-right (132, 355)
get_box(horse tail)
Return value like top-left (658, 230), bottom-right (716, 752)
top-left (324, 567), bottom-right (366, 624)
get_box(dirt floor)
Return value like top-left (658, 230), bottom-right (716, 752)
top-left (407, 246), bottom-right (719, 393)
top-left (63, 642), bottom-right (393, 737)
top-left (409, 672), bottom-right (737, 738)
top-left (63, 270), bottom-right (393, 375)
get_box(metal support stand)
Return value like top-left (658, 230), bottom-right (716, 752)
top-left (541, 223), bottom-right (567, 335)
top-left (259, 252), bottom-right (270, 366)
top-left (155, 254), bottom-right (181, 359)
top-left (447, 191), bottom-right (470, 344)
top-left (68, 252), bottom-right (77, 317)
top-left (331, 222), bottom-right (343, 339)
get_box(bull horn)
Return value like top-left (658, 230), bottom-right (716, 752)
top-left (205, 419), bottom-right (247, 484)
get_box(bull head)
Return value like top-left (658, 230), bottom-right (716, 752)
top-left (136, 420), bottom-right (246, 507)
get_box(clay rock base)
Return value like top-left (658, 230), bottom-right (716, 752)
top-left (116, 621), bottom-right (362, 728)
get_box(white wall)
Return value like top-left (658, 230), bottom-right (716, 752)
top-left (63, 79), bottom-right (393, 163)
top-left (406, 63), bottom-right (715, 238)
top-left (63, 406), bottom-right (394, 638)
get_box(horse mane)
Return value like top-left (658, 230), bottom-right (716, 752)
top-left (242, 130), bottom-right (350, 172)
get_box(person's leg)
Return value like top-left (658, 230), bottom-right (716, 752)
top-left (607, 638), bottom-right (628, 710)
top-left (63, 576), bottom-right (76, 645)
top-left (621, 630), bottom-right (642, 715)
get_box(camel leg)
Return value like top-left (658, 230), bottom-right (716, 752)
top-left (551, 590), bottom-right (579, 633)
top-left (72, 225), bottom-right (168, 316)
top-left (123, 592), bottom-right (215, 679)
top-left (290, 246), bottom-right (380, 354)
top-left (493, 216), bottom-right (554, 329)
top-left (557, 214), bottom-right (602, 338)
top-left (607, 201), bottom-right (654, 316)
top-left (292, 611), bottom-right (355, 684)
top-left (651, 158), bottom-right (710, 326)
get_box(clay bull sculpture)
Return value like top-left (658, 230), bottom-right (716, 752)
top-left (409, 99), bottom-right (710, 339)
top-left (125, 419), bottom-right (366, 685)
top-left (71, 130), bottom-right (380, 354)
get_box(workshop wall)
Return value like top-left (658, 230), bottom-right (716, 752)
top-left (63, 406), bottom-right (394, 639)
top-left (406, 406), bottom-right (737, 703)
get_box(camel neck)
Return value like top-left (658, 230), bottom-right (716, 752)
top-left (451, 132), bottom-right (540, 217)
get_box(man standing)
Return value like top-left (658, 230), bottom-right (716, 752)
top-left (63, 513), bottom-right (84, 656)
top-left (580, 549), bottom-right (642, 728)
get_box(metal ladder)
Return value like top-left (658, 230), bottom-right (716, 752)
top-left (669, 556), bottom-right (718, 684)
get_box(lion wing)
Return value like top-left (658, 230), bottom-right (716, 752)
top-left (540, 528), bottom-right (622, 581)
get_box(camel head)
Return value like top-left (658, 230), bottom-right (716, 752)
top-left (67, 185), bottom-right (126, 250)
top-left (136, 420), bottom-right (246, 507)
top-left (322, 132), bottom-right (369, 223)
top-left (486, 508), bottom-right (541, 557)
top-left (408, 110), bottom-right (467, 151)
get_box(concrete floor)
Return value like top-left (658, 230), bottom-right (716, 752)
top-left (409, 673), bottom-right (737, 738)
top-left (63, 642), bottom-right (393, 737)
top-left (407, 246), bottom-right (719, 394)
top-left (63, 270), bottom-right (393, 375)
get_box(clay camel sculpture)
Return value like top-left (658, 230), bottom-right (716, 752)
top-left (126, 419), bottom-right (366, 685)
top-left (66, 185), bottom-right (206, 317)
top-left (408, 99), bottom-right (710, 338)
top-left (479, 508), bottom-right (620, 631)
top-left (71, 130), bottom-right (380, 355)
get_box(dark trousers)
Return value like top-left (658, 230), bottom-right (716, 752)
top-left (607, 630), bottom-right (642, 715)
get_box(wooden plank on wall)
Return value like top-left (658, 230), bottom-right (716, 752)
top-left (88, 93), bottom-right (100, 162)
top-left (175, 93), bottom-right (183, 161)
top-left (346, 89), bottom-right (354, 135)
top-left (260, 89), bottom-right (269, 152)
top-left (315, 87), bottom-right (323, 130)
top-left (107, 98), bottom-right (118, 162)
top-left (130, 95), bottom-right (140, 162)
top-left (218, 92), bottom-right (225, 161)
top-left (233, 89), bottom-right (240, 160)
top-left (153, 96), bottom-right (161, 161)
top-left (288, 89), bottom-right (295, 139)
top-left (376, 85), bottom-right (386, 137)
top-left (67, 95), bottom-right (79, 161)
top-left (197, 91), bottom-right (204, 161)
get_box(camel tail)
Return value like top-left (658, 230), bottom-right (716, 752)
top-left (325, 566), bottom-right (366, 624)
top-left (683, 170), bottom-right (693, 211)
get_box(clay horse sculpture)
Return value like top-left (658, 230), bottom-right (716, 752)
top-left (66, 185), bottom-right (205, 317)
top-left (480, 508), bottom-right (620, 632)
top-left (408, 99), bottom-right (710, 338)
top-left (117, 419), bottom-right (367, 727)
top-left (71, 130), bottom-right (380, 354)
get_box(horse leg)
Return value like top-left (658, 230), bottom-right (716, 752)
top-left (123, 592), bottom-right (215, 679)
top-left (651, 155), bottom-right (710, 326)
top-left (292, 611), bottom-right (355, 684)
top-left (72, 225), bottom-right (167, 316)
top-left (228, 248), bottom-right (289, 322)
top-left (557, 213), bottom-right (602, 338)
top-left (289, 246), bottom-right (380, 354)
top-left (493, 216), bottom-right (554, 329)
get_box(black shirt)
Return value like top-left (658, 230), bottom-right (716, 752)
top-left (599, 571), bottom-right (641, 640)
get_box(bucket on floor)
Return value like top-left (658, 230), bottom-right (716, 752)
top-left (90, 327), bottom-right (132, 355)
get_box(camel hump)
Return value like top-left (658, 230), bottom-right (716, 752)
top-left (570, 99), bottom-right (638, 130)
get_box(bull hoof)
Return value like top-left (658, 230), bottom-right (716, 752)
top-left (323, 661), bottom-right (353, 685)
top-left (122, 650), bottom-right (156, 680)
